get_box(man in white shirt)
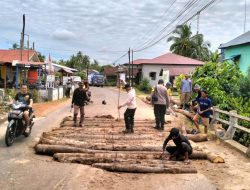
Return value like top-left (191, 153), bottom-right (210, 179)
top-left (118, 84), bottom-right (137, 134)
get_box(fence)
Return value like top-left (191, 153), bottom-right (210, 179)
top-left (210, 107), bottom-right (250, 157)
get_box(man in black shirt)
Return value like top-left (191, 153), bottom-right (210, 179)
top-left (71, 82), bottom-right (89, 127)
top-left (14, 84), bottom-right (33, 131)
top-left (162, 128), bottom-right (192, 164)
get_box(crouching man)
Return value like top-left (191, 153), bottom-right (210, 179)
top-left (162, 128), bottom-right (192, 164)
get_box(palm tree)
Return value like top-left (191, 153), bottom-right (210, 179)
top-left (191, 33), bottom-right (211, 61)
top-left (167, 24), bottom-right (196, 58)
top-left (167, 24), bottom-right (211, 61)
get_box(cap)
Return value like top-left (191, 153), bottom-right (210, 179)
top-left (194, 84), bottom-right (200, 90)
top-left (170, 128), bottom-right (179, 137)
top-left (158, 79), bottom-right (164, 84)
top-left (166, 82), bottom-right (172, 86)
top-left (124, 84), bottom-right (131, 89)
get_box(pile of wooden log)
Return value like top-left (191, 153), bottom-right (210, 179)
top-left (35, 116), bottom-right (224, 173)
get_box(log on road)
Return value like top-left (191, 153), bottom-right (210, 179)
top-left (187, 134), bottom-right (208, 142)
top-left (93, 163), bottom-right (197, 174)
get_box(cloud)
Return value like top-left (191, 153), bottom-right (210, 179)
top-left (0, 0), bottom-right (249, 64)
top-left (51, 29), bottom-right (76, 41)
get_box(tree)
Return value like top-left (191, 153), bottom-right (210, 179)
top-left (37, 52), bottom-right (45, 62)
top-left (167, 24), bottom-right (211, 61)
top-left (167, 25), bottom-right (196, 58)
top-left (10, 43), bottom-right (20, 50)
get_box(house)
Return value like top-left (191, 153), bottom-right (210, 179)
top-left (219, 31), bottom-right (250, 74)
top-left (128, 53), bottom-right (204, 86)
top-left (0, 49), bottom-right (45, 89)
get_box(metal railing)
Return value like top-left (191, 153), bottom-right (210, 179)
top-left (210, 107), bottom-right (250, 157)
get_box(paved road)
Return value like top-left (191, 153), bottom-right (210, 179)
top-left (0, 87), bottom-right (216, 190)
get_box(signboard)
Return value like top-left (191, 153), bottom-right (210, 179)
top-left (119, 73), bottom-right (126, 83)
top-left (162, 69), bottom-right (169, 84)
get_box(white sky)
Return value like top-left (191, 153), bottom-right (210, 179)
top-left (0, 0), bottom-right (249, 64)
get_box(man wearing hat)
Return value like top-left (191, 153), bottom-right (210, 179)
top-left (71, 82), bottom-right (89, 127)
top-left (118, 84), bottom-right (137, 133)
top-left (162, 127), bottom-right (192, 164)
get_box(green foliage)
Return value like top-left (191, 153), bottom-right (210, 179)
top-left (192, 62), bottom-right (250, 146)
top-left (75, 71), bottom-right (87, 80)
top-left (174, 74), bottom-right (185, 93)
top-left (37, 52), bottom-right (46, 62)
top-left (138, 78), bottom-right (151, 93)
top-left (167, 24), bottom-right (211, 61)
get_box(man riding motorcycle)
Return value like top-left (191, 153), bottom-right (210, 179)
top-left (14, 84), bottom-right (33, 132)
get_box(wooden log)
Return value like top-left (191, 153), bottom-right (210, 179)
top-left (92, 163), bottom-right (197, 174)
top-left (187, 134), bottom-right (208, 142)
top-left (175, 109), bottom-right (195, 120)
top-left (38, 137), bottom-right (162, 151)
top-left (205, 151), bottom-right (225, 163)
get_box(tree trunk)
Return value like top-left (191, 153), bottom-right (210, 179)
top-left (92, 163), bottom-right (197, 174)
top-left (186, 134), bottom-right (208, 142)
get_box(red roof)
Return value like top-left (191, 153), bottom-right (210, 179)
top-left (0, 49), bottom-right (37, 63)
top-left (133, 53), bottom-right (204, 65)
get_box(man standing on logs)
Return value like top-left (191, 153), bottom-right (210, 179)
top-left (151, 79), bottom-right (170, 131)
top-left (162, 128), bottom-right (192, 164)
top-left (118, 84), bottom-right (137, 134)
top-left (71, 82), bottom-right (89, 127)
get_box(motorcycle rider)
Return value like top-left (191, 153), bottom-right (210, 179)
top-left (14, 84), bottom-right (33, 132)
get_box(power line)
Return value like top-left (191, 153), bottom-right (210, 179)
top-left (134, 0), bottom-right (201, 51)
top-left (134, 0), bottom-right (218, 52)
top-left (133, 0), bottom-right (178, 49)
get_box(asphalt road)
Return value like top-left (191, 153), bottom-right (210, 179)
top-left (0, 87), bottom-right (216, 190)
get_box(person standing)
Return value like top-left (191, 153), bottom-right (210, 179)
top-left (118, 84), bottom-right (137, 134)
top-left (151, 79), bottom-right (170, 131)
top-left (66, 79), bottom-right (72, 98)
top-left (193, 90), bottom-right (212, 133)
top-left (71, 82), bottom-right (89, 127)
top-left (180, 74), bottom-right (192, 110)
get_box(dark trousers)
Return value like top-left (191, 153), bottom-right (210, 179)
top-left (154, 104), bottom-right (167, 129)
top-left (124, 108), bottom-right (136, 130)
top-left (166, 142), bottom-right (192, 158)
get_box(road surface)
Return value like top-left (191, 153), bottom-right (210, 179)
top-left (0, 87), bottom-right (216, 190)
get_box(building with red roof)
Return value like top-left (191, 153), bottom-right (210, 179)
top-left (125, 52), bottom-right (204, 86)
top-left (0, 49), bottom-right (45, 89)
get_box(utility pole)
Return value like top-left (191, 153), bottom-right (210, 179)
top-left (20, 14), bottom-right (25, 61)
top-left (33, 42), bottom-right (35, 50)
top-left (131, 49), bottom-right (134, 87)
top-left (244, 0), bottom-right (247, 33)
top-left (128, 48), bottom-right (131, 85)
top-left (197, 11), bottom-right (200, 35)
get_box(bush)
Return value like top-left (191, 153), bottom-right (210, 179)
top-left (191, 62), bottom-right (250, 146)
top-left (138, 78), bottom-right (151, 93)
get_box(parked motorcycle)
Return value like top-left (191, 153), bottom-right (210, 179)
top-left (5, 102), bottom-right (35, 146)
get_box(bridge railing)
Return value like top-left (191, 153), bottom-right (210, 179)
top-left (210, 107), bottom-right (250, 157)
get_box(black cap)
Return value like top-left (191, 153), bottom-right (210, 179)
top-left (170, 128), bottom-right (179, 137)
top-left (124, 84), bottom-right (131, 89)
top-left (158, 79), bottom-right (164, 84)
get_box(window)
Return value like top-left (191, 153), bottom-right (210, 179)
top-left (149, 72), bottom-right (156, 80)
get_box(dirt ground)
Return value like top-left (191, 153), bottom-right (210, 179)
top-left (32, 94), bottom-right (250, 190)
top-left (32, 98), bottom-right (71, 117)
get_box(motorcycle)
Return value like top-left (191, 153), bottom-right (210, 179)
top-left (5, 101), bottom-right (35, 146)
